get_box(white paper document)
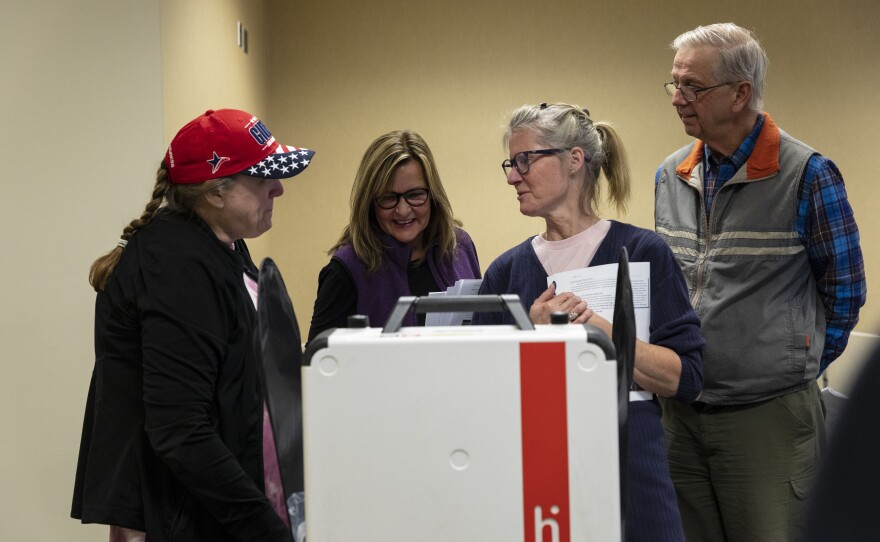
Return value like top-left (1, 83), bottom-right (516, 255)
top-left (425, 279), bottom-right (483, 326)
top-left (548, 262), bottom-right (651, 342)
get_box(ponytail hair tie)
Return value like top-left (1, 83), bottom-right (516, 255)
top-left (117, 239), bottom-right (128, 249)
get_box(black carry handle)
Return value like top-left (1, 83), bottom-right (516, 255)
top-left (382, 294), bottom-right (535, 333)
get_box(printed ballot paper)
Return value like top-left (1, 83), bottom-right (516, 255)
top-left (549, 262), bottom-right (651, 341)
top-left (425, 279), bottom-right (483, 326)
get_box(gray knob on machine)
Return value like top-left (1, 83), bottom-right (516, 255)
top-left (347, 314), bottom-right (370, 328)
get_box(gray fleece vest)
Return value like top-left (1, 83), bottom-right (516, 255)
top-left (655, 114), bottom-right (824, 404)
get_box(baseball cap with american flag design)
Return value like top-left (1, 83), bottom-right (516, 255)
top-left (165, 108), bottom-right (315, 184)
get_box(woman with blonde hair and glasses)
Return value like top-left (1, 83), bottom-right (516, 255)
top-left (308, 130), bottom-right (480, 341)
top-left (72, 109), bottom-right (314, 542)
top-left (473, 103), bottom-right (704, 541)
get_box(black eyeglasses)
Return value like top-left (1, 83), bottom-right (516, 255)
top-left (374, 188), bottom-right (430, 210)
top-left (502, 149), bottom-right (566, 177)
top-left (664, 81), bottom-right (736, 102)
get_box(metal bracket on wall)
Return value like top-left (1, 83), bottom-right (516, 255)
top-left (237, 21), bottom-right (248, 54)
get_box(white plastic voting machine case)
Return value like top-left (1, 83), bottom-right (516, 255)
top-left (301, 295), bottom-right (622, 542)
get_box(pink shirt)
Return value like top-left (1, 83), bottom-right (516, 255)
top-left (532, 219), bottom-right (611, 275)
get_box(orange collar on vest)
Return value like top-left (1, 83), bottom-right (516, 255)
top-left (675, 112), bottom-right (780, 180)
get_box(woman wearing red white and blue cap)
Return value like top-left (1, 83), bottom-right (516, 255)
top-left (72, 109), bottom-right (312, 542)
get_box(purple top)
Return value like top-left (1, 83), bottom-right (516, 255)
top-left (333, 228), bottom-right (481, 328)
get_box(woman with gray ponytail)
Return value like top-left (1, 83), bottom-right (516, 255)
top-left (73, 109), bottom-right (314, 542)
top-left (473, 102), bottom-right (704, 541)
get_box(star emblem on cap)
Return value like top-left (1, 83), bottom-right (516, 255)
top-left (207, 152), bottom-right (230, 174)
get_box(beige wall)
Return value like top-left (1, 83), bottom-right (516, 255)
top-left (1, 0), bottom-right (277, 539)
top-left (0, 1), bottom-right (163, 540)
top-left (2, 0), bottom-right (878, 539)
top-left (266, 0), bottom-right (879, 377)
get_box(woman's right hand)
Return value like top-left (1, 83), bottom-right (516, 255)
top-left (528, 283), bottom-right (592, 325)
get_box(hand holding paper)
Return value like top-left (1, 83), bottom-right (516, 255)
top-left (548, 262), bottom-right (651, 341)
top-left (528, 282), bottom-right (592, 324)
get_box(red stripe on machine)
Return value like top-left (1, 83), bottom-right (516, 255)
top-left (520, 342), bottom-right (570, 542)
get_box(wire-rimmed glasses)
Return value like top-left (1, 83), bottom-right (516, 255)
top-left (664, 81), bottom-right (736, 102)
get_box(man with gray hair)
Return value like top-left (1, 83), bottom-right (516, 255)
top-left (654, 22), bottom-right (865, 541)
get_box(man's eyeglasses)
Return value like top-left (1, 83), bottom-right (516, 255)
top-left (502, 149), bottom-right (566, 177)
top-left (374, 188), bottom-right (430, 210)
top-left (664, 81), bottom-right (736, 102)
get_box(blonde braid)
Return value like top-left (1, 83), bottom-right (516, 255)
top-left (88, 166), bottom-right (170, 292)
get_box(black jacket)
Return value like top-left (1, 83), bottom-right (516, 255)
top-left (72, 212), bottom-right (292, 541)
